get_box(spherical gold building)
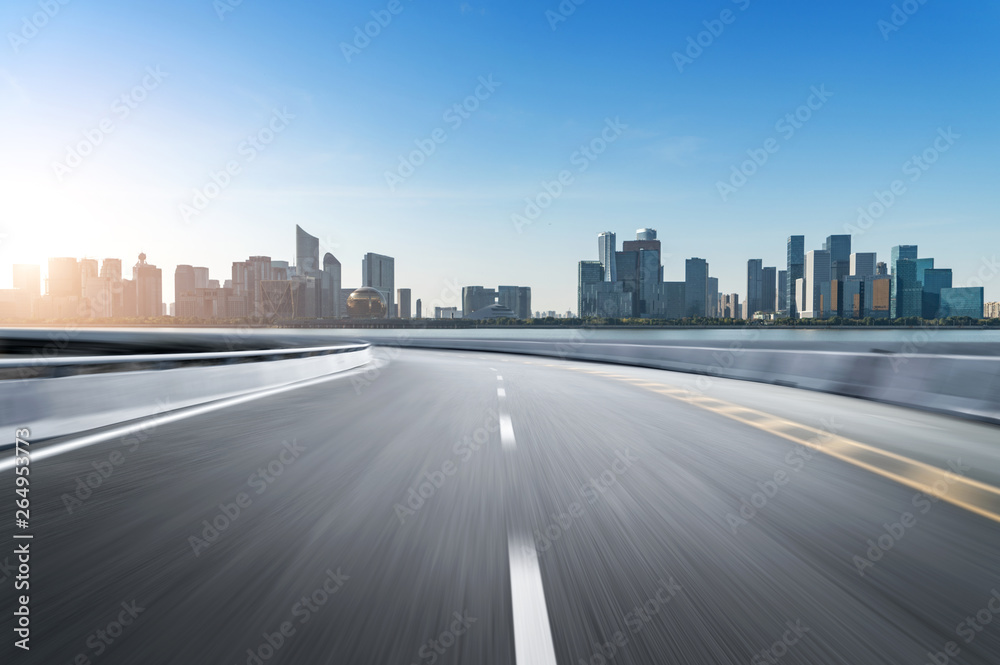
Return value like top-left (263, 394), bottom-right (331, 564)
top-left (346, 287), bottom-right (388, 319)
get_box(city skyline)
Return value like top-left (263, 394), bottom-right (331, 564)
top-left (1, 1), bottom-right (998, 312)
top-left (2, 222), bottom-right (998, 319)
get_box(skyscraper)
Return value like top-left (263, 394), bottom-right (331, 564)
top-left (921, 268), bottom-right (953, 318)
top-left (578, 261), bottom-right (603, 316)
top-left (100, 258), bottom-right (121, 280)
top-left (637, 249), bottom-right (660, 317)
top-left (843, 276), bottom-right (865, 318)
top-left (415, 299), bottom-right (422, 319)
top-left (175, 265), bottom-right (196, 315)
top-left (707, 277), bottom-right (719, 318)
top-left (824, 235), bottom-right (852, 280)
top-left (362, 253), bottom-right (395, 316)
top-left (777, 270), bottom-right (788, 313)
top-left (397, 288), bottom-right (412, 319)
top-left (133, 253), bottom-right (162, 318)
top-left (891, 245), bottom-right (919, 275)
top-left (684, 258), bottom-right (709, 318)
top-left (746, 259), bottom-right (763, 317)
top-left (786, 236), bottom-right (805, 318)
top-left (323, 253), bottom-right (342, 318)
top-left (296, 225), bottom-right (320, 276)
top-left (891, 258), bottom-right (922, 318)
top-left (865, 275), bottom-right (892, 318)
top-left (498, 286), bottom-right (531, 319)
top-left (598, 232), bottom-right (617, 282)
top-left (761, 267), bottom-right (777, 314)
top-left (247, 256), bottom-right (274, 316)
top-left (915, 258), bottom-right (935, 285)
top-left (850, 252), bottom-right (877, 278)
top-left (13, 265), bottom-right (40, 297)
top-left (48, 258), bottom-right (80, 298)
top-left (940, 287), bottom-right (984, 319)
top-left (462, 286), bottom-right (496, 316)
top-left (623, 228), bottom-right (662, 278)
top-left (193, 267), bottom-right (210, 289)
top-left (803, 250), bottom-right (831, 318)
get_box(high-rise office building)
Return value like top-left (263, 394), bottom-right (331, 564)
top-left (598, 232), bottom-right (617, 283)
top-left (48, 258), bottom-right (81, 298)
top-left (578, 261), bottom-right (603, 317)
top-left (891, 258), bottom-right (922, 319)
top-left (13, 265), bottom-right (40, 297)
top-left (850, 253), bottom-right (877, 278)
top-left (803, 250), bottom-right (831, 318)
top-left (940, 287), bottom-right (984, 319)
top-left (684, 258), bottom-right (709, 318)
top-left (876, 262), bottom-right (888, 276)
top-left (653, 282), bottom-right (680, 320)
top-left (498, 286), bottom-right (531, 319)
top-left (462, 286), bottom-right (497, 317)
top-left (777, 270), bottom-right (788, 313)
top-left (397, 288), bottom-right (412, 319)
top-left (247, 256), bottom-right (274, 316)
top-left (921, 269), bottom-right (953, 318)
top-left (915, 258), bottom-right (935, 285)
top-left (323, 253), bottom-right (342, 318)
top-left (724, 293), bottom-right (741, 319)
top-left (99, 259), bottom-right (125, 317)
top-left (271, 261), bottom-right (290, 281)
top-left (80, 259), bottom-right (99, 282)
top-left (762, 267), bottom-right (777, 314)
top-left (824, 235), bottom-right (852, 280)
top-left (415, 299), bottom-right (422, 319)
top-left (890, 245), bottom-right (918, 274)
top-left (637, 249), bottom-right (660, 317)
top-left (707, 277), bottom-right (719, 318)
top-left (175, 265), bottom-right (196, 316)
top-left (79, 259), bottom-right (112, 319)
top-left (843, 276), bottom-right (865, 318)
top-left (296, 225), bottom-right (321, 276)
top-left (133, 253), bottom-right (162, 318)
top-left (864, 275), bottom-right (892, 319)
top-left (615, 250), bottom-right (639, 316)
top-left (786, 236), bottom-right (805, 318)
top-left (362, 252), bottom-right (395, 315)
top-left (193, 267), bottom-right (210, 289)
top-left (101, 258), bottom-right (122, 281)
top-left (623, 228), bottom-right (662, 281)
top-left (746, 259), bottom-right (763, 317)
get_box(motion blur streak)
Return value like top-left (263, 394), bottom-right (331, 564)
top-left (2, 349), bottom-right (1000, 664)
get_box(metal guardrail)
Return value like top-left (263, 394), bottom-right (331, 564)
top-left (0, 343), bottom-right (371, 380)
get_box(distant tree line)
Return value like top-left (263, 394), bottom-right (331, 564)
top-left (2, 315), bottom-right (997, 329)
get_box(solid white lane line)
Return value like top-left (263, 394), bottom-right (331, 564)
top-left (0, 363), bottom-right (377, 472)
top-left (508, 533), bottom-right (559, 665)
top-left (499, 413), bottom-right (516, 451)
top-left (498, 387), bottom-right (507, 398)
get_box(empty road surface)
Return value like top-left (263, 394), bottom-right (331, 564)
top-left (3, 349), bottom-right (1000, 664)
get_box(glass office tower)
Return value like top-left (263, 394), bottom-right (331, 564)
top-left (786, 236), bottom-right (805, 318)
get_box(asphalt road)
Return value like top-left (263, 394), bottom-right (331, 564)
top-left (3, 349), bottom-right (1000, 664)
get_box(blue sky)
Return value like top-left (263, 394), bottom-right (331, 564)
top-left (0, 0), bottom-right (997, 312)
